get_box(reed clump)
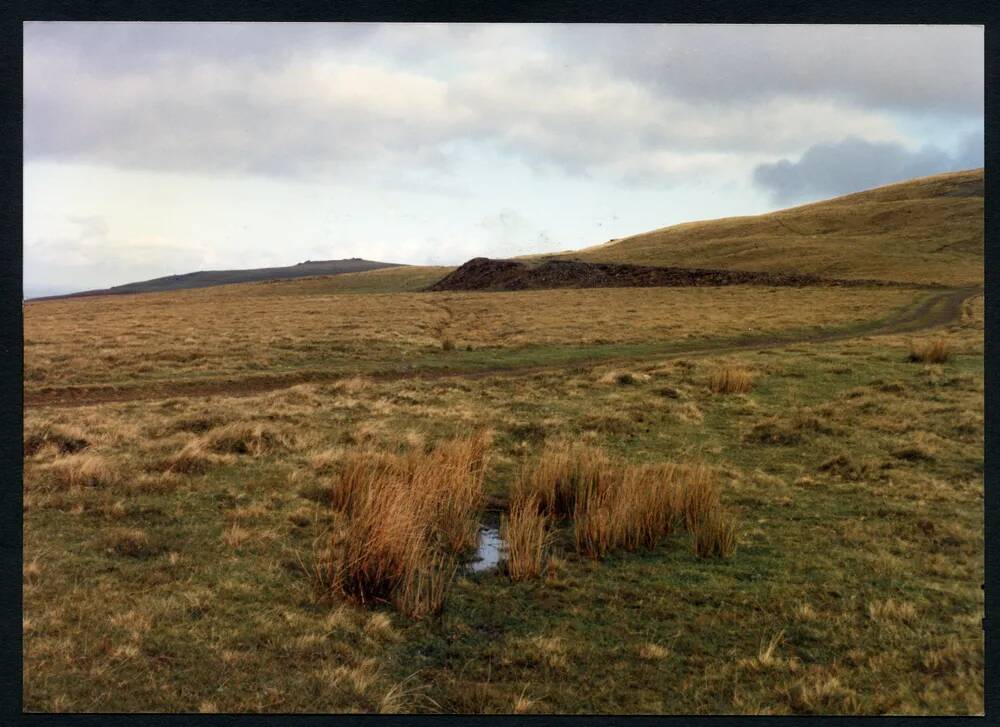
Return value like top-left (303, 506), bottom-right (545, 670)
top-left (502, 494), bottom-right (550, 581)
top-left (515, 442), bottom-right (734, 560)
top-left (327, 430), bottom-right (490, 618)
top-left (708, 366), bottom-right (755, 394)
top-left (908, 338), bottom-right (952, 364)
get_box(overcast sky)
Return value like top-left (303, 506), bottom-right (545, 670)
top-left (23, 23), bottom-right (983, 297)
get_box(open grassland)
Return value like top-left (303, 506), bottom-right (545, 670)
top-left (25, 283), bottom-right (925, 399)
top-left (22, 284), bottom-right (983, 713)
top-left (558, 169), bottom-right (982, 287)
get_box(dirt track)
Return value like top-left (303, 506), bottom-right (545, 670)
top-left (25, 286), bottom-right (980, 409)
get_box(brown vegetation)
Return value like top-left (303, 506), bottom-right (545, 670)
top-left (909, 338), bottom-right (952, 364)
top-left (327, 432), bottom-right (490, 618)
top-left (514, 442), bottom-right (733, 560)
top-left (501, 495), bottom-right (549, 581)
top-left (709, 367), bottom-right (755, 394)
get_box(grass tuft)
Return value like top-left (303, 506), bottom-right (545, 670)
top-left (691, 507), bottom-right (738, 558)
top-left (24, 424), bottom-right (89, 457)
top-left (327, 431), bottom-right (490, 618)
top-left (502, 494), bottom-right (550, 581)
top-left (709, 366), bottom-right (755, 394)
top-left (49, 453), bottom-right (120, 489)
top-left (908, 338), bottom-right (952, 363)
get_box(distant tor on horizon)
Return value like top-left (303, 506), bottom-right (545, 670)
top-left (29, 257), bottom-right (405, 301)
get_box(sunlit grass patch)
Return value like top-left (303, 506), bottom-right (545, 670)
top-left (908, 338), bottom-right (951, 364)
top-left (501, 494), bottom-right (549, 581)
top-left (48, 453), bottom-right (121, 489)
top-left (327, 431), bottom-right (490, 618)
top-left (709, 366), bottom-right (755, 394)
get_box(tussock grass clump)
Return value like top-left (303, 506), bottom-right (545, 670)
top-left (512, 441), bottom-right (611, 518)
top-left (744, 409), bottom-right (833, 445)
top-left (104, 527), bottom-right (152, 557)
top-left (518, 444), bottom-right (730, 559)
top-left (502, 494), bottom-right (550, 581)
top-left (573, 464), bottom-right (686, 558)
top-left (162, 439), bottom-right (223, 474)
top-left (328, 431), bottom-right (490, 618)
top-left (678, 465), bottom-right (720, 531)
top-left (908, 338), bottom-right (952, 363)
top-left (709, 366), bottom-right (755, 394)
top-left (24, 424), bottom-right (89, 457)
top-left (203, 422), bottom-right (294, 456)
top-left (49, 453), bottom-right (120, 489)
top-left (598, 370), bottom-right (650, 386)
top-left (691, 507), bottom-right (738, 558)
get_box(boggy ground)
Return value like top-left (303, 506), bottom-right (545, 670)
top-left (22, 288), bottom-right (983, 714)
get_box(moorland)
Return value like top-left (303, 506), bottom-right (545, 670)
top-left (22, 169), bottom-right (983, 714)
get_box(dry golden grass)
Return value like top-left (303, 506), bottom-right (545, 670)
top-left (512, 441), bottom-right (611, 518)
top-left (24, 282), bottom-right (918, 395)
top-left (679, 466), bottom-right (721, 531)
top-left (692, 508), bottom-right (738, 558)
top-left (162, 439), bottom-right (223, 474)
top-left (516, 442), bottom-right (727, 560)
top-left (501, 495), bottom-right (549, 581)
top-left (909, 338), bottom-right (952, 364)
top-left (867, 599), bottom-right (918, 625)
top-left (709, 366), bottom-right (755, 394)
top-left (562, 168), bottom-right (982, 286)
top-left (19, 275), bottom-right (983, 713)
top-left (23, 423), bottom-right (89, 456)
top-left (638, 643), bottom-right (670, 661)
top-left (572, 463), bottom-right (687, 559)
top-left (103, 527), bottom-right (151, 557)
top-left (203, 422), bottom-right (295, 456)
top-left (328, 432), bottom-right (490, 618)
top-left (49, 453), bottom-right (120, 489)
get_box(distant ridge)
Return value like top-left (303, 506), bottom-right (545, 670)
top-left (29, 258), bottom-right (405, 300)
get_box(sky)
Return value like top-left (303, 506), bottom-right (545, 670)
top-left (23, 23), bottom-right (984, 297)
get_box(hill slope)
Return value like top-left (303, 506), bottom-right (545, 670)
top-left (554, 169), bottom-right (983, 286)
top-left (31, 258), bottom-right (405, 300)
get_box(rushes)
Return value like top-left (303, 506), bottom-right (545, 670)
top-left (691, 507), bottom-right (738, 558)
top-left (511, 441), bottom-right (611, 518)
top-left (328, 431), bottom-right (490, 619)
top-left (909, 338), bottom-right (952, 363)
top-left (502, 495), bottom-right (549, 581)
top-left (514, 442), bottom-right (735, 562)
top-left (709, 366), bottom-right (755, 394)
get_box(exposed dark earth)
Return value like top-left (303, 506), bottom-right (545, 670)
top-left (426, 257), bottom-right (913, 292)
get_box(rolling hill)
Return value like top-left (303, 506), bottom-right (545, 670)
top-left (548, 168), bottom-right (983, 287)
top-left (29, 257), bottom-right (405, 300)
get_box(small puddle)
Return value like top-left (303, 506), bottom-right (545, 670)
top-left (465, 515), bottom-right (506, 573)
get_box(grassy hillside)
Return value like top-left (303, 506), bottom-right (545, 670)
top-left (33, 258), bottom-right (408, 300)
top-left (556, 169), bottom-right (983, 286)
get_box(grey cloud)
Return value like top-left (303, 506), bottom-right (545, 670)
top-left (752, 132), bottom-right (984, 204)
top-left (23, 23), bottom-right (983, 186)
top-left (549, 24), bottom-right (984, 116)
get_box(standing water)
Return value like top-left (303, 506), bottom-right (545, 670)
top-left (466, 521), bottom-right (506, 573)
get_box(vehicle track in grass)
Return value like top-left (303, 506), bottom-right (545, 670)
top-left (25, 286), bottom-right (980, 409)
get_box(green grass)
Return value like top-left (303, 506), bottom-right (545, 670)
top-left (23, 318), bottom-right (983, 713)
